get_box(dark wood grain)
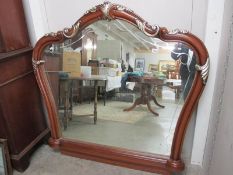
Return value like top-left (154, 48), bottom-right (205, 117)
top-left (0, 0), bottom-right (31, 52)
top-left (0, 53), bottom-right (50, 171)
top-left (0, 0), bottom-right (49, 172)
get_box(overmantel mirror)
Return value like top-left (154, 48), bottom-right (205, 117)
top-left (32, 2), bottom-right (209, 175)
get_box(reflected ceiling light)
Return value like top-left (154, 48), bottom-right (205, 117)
top-left (153, 42), bottom-right (175, 51)
top-left (84, 42), bottom-right (93, 49)
top-left (151, 48), bottom-right (158, 53)
top-left (163, 45), bottom-right (175, 51)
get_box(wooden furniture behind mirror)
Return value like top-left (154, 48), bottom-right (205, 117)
top-left (32, 2), bottom-right (209, 175)
top-left (0, 0), bottom-right (49, 172)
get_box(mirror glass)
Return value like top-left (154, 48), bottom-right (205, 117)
top-left (42, 19), bottom-right (197, 155)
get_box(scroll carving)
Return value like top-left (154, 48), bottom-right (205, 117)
top-left (196, 57), bottom-right (210, 85)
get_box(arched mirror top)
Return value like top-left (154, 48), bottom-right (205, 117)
top-left (32, 2), bottom-right (209, 175)
top-left (33, 1), bottom-right (208, 68)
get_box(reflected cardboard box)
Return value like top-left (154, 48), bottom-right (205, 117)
top-left (63, 51), bottom-right (81, 77)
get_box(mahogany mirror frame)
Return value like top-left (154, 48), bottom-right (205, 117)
top-left (32, 2), bottom-right (209, 175)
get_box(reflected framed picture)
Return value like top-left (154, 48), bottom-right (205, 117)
top-left (158, 60), bottom-right (176, 72)
top-left (0, 139), bottom-right (12, 175)
top-left (135, 58), bottom-right (145, 71)
top-left (148, 64), bottom-right (158, 72)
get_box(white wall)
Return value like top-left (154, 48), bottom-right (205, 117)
top-left (135, 51), bottom-right (173, 72)
top-left (23, 0), bottom-right (214, 169)
top-left (22, 0), bottom-right (49, 45)
top-left (24, 0), bottom-right (197, 45)
top-left (43, 0), bottom-right (193, 34)
top-left (191, 0), bottom-right (226, 165)
top-left (199, 0), bottom-right (233, 174)
top-left (209, 32), bottom-right (233, 175)
top-left (121, 42), bottom-right (135, 67)
top-left (135, 52), bottom-right (157, 72)
top-left (97, 40), bottom-right (121, 60)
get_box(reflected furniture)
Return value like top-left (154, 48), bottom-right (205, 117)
top-left (165, 79), bottom-right (182, 99)
top-left (32, 2), bottom-right (209, 175)
top-left (71, 28), bottom-right (97, 66)
top-left (81, 29), bottom-right (97, 66)
top-left (0, 0), bottom-right (49, 172)
top-left (124, 76), bottom-right (165, 116)
top-left (65, 28), bottom-right (98, 103)
top-left (59, 75), bottom-right (107, 128)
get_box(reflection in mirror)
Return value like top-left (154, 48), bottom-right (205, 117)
top-left (42, 20), bottom-right (197, 156)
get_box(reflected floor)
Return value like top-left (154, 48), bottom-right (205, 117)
top-left (62, 99), bottom-right (183, 155)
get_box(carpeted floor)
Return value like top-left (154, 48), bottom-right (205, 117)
top-left (62, 100), bottom-right (182, 155)
top-left (14, 145), bottom-right (158, 175)
top-left (73, 101), bottom-right (157, 124)
top-left (72, 100), bottom-right (181, 124)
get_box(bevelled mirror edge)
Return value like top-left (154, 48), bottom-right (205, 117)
top-left (32, 1), bottom-right (209, 174)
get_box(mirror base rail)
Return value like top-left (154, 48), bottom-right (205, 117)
top-left (59, 139), bottom-right (182, 175)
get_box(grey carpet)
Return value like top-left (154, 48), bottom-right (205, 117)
top-left (14, 145), bottom-right (158, 175)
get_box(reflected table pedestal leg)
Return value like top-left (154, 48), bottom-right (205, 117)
top-left (123, 83), bottom-right (165, 116)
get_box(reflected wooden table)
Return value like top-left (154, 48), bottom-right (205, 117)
top-left (123, 76), bottom-right (165, 116)
top-left (60, 75), bottom-right (107, 129)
